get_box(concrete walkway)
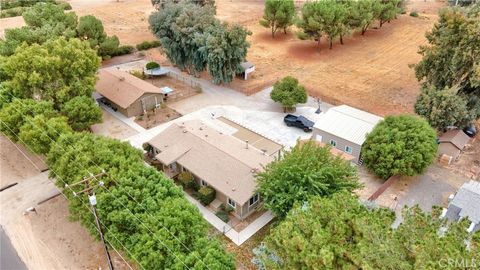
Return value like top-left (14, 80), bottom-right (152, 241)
top-left (184, 192), bottom-right (274, 246)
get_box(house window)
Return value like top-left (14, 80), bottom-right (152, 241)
top-left (201, 179), bottom-right (208, 187)
top-left (249, 193), bottom-right (259, 206)
top-left (345, 146), bottom-right (353, 154)
top-left (228, 198), bottom-right (236, 208)
top-left (330, 140), bottom-right (337, 147)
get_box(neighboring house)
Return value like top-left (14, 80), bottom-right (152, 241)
top-left (438, 130), bottom-right (470, 164)
top-left (95, 68), bottom-right (164, 117)
top-left (146, 120), bottom-right (274, 220)
top-left (312, 105), bottom-right (383, 164)
top-left (444, 180), bottom-right (480, 233)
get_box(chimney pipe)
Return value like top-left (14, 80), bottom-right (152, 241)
top-left (245, 140), bottom-right (249, 149)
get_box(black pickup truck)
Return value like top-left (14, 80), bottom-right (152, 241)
top-left (284, 114), bottom-right (314, 132)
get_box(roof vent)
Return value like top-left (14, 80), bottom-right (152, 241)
top-left (262, 149), bottom-right (267, 155)
top-left (182, 130), bottom-right (187, 133)
top-left (119, 76), bottom-right (125, 81)
top-left (232, 188), bottom-right (236, 191)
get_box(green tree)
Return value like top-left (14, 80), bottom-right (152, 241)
top-left (76, 15), bottom-right (107, 48)
top-left (362, 115), bottom-right (438, 179)
top-left (47, 133), bottom-right (235, 269)
top-left (1, 37), bottom-right (100, 108)
top-left (0, 2), bottom-right (78, 56)
top-left (202, 23), bottom-right (251, 84)
top-left (22, 2), bottom-right (77, 32)
top-left (149, 2), bottom-right (215, 74)
top-left (297, 1), bottom-right (326, 48)
top-left (356, 0), bottom-right (381, 35)
top-left (415, 4), bottom-right (480, 123)
top-left (270, 76), bottom-right (308, 111)
top-left (259, 0), bottom-right (295, 38)
top-left (0, 99), bottom-right (57, 141)
top-left (256, 193), bottom-right (479, 269)
top-left (378, 0), bottom-right (400, 27)
top-left (256, 141), bottom-right (360, 217)
top-left (414, 86), bottom-right (472, 130)
top-left (61, 96), bottom-right (102, 131)
top-left (321, 0), bottom-right (347, 49)
top-left (19, 115), bottom-right (72, 154)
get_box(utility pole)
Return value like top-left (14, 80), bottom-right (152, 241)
top-left (66, 170), bottom-right (114, 270)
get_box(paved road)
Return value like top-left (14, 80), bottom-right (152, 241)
top-left (1, 227), bottom-right (27, 270)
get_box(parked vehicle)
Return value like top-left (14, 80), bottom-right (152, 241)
top-left (284, 114), bottom-right (314, 132)
top-left (463, 124), bottom-right (477, 138)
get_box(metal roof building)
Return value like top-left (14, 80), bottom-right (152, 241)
top-left (445, 180), bottom-right (480, 232)
top-left (312, 105), bottom-right (383, 164)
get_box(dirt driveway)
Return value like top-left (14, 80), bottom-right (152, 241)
top-left (376, 165), bottom-right (469, 224)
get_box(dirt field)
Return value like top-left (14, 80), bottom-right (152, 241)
top-left (0, 0), bottom-right (446, 115)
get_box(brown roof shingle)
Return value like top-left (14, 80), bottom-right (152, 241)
top-left (96, 68), bottom-right (163, 109)
top-left (439, 130), bottom-right (470, 150)
top-left (149, 120), bottom-right (274, 205)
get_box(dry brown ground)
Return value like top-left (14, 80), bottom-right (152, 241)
top-left (91, 108), bottom-right (138, 139)
top-left (0, 134), bottom-right (136, 270)
top-left (0, 0), bottom-right (445, 115)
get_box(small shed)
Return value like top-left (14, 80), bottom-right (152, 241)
top-left (239, 62), bottom-right (255, 80)
top-left (438, 130), bottom-right (470, 163)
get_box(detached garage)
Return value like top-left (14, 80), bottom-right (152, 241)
top-left (95, 68), bottom-right (164, 117)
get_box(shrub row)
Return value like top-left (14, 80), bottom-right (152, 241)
top-left (136, 40), bottom-right (161, 51)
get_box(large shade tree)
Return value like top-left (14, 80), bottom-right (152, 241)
top-left (18, 115), bottom-right (72, 154)
top-left (414, 86), bottom-right (472, 130)
top-left (47, 132), bottom-right (235, 269)
top-left (256, 140), bottom-right (360, 217)
top-left (259, 0), bottom-right (296, 37)
top-left (270, 76), bottom-right (307, 112)
top-left (254, 193), bottom-right (479, 269)
top-left (61, 96), bottom-right (102, 131)
top-left (362, 115), bottom-right (438, 179)
top-left (415, 3), bottom-right (480, 126)
top-left (1, 37), bottom-right (101, 108)
top-left (0, 99), bottom-right (57, 141)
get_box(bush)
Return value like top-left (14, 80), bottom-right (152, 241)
top-left (219, 203), bottom-right (234, 213)
top-left (0, 7), bottom-right (24, 18)
top-left (410, 11), bottom-right (418, 17)
top-left (197, 186), bottom-right (216, 205)
top-left (56, 1), bottom-right (72, 10)
top-left (136, 40), bottom-right (161, 51)
top-left (178, 171), bottom-right (198, 190)
top-left (215, 210), bottom-right (230, 223)
top-left (130, 70), bottom-right (145, 79)
top-left (111, 45), bottom-right (134, 57)
top-left (146, 61), bottom-right (160, 70)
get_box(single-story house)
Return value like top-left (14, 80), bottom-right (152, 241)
top-left (312, 105), bottom-right (383, 164)
top-left (147, 120), bottom-right (274, 220)
top-left (444, 180), bottom-right (480, 233)
top-left (438, 130), bottom-right (470, 164)
top-left (95, 68), bottom-right (164, 117)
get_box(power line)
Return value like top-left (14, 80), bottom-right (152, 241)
top-left (1, 126), bottom-right (139, 270)
top-left (0, 95), bottom-right (201, 270)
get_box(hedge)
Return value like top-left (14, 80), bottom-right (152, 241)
top-left (136, 40), bottom-right (161, 51)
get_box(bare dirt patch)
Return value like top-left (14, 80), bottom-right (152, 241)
top-left (135, 106), bottom-right (181, 129)
top-left (91, 108), bottom-right (138, 140)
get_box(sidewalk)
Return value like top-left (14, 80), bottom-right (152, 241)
top-left (184, 192), bottom-right (274, 246)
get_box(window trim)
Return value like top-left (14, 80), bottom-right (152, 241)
top-left (249, 193), bottom-right (259, 206)
top-left (329, 139), bottom-right (337, 147)
top-left (345, 146), bottom-right (353, 154)
top-left (228, 198), bottom-right (236, 208)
